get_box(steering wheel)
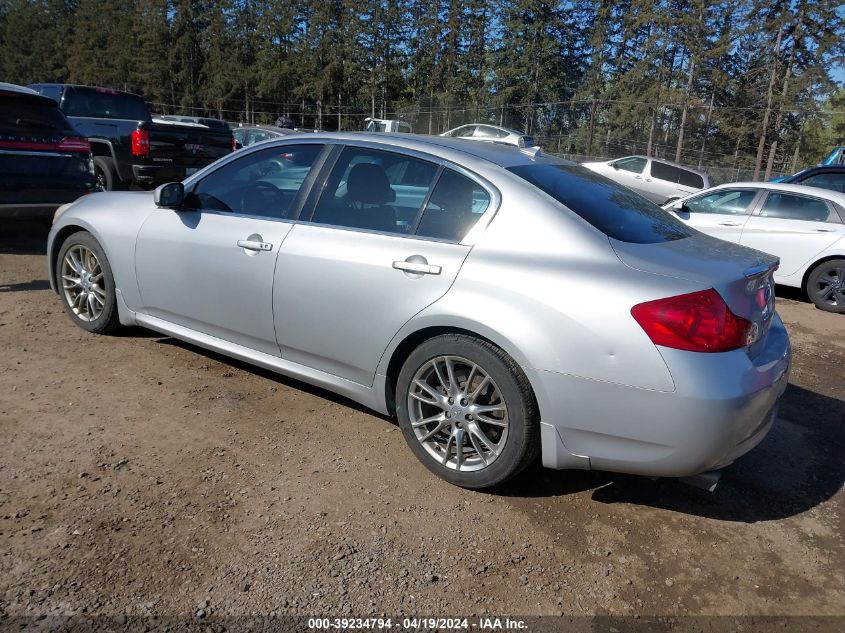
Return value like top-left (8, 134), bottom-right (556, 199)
top-left (238, 181), bottom-right (280, 213)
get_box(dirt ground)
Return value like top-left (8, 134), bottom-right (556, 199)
top-left (1, 221), bottom-right (843, 627)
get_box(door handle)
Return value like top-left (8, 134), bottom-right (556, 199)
top-left (393, 260), bottom-right (441, 275)
top-left (719, 222), bottom-right (742, 227)
top-left (237, 239), bottom-right (272, 251)
top-left (814, 228), bottom-right (834, 233)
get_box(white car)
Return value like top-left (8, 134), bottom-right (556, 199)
top-left (582, 156), bottom-right (710, 205)
top-left (663, 182), bottom-right (845, 313)
top-left (440, 124), bottom-right (535, 149)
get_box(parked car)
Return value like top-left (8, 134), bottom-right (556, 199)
top-left (1, 82), bottom-right (96, 221)
top-left (775, 166), bottom-right (845, 193)
top-left (663, 182), bottom-right (845, 313)
top-left (232, 125), bottom-right (295, 148)
top-left (440, 124), bottom-right (535, 149)
top-left (582, 155), bottom-right (710, 205)
top-left (28, 84), bottom-right (235, 190)
top-left (821, 147), bottom-right (845, 166)
top-left (364, 118), bottom-right (412, 133)
top-left (47, 134), bottom-right (789, 489)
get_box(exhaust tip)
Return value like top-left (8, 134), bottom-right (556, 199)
top-left (679, 469), bottom-right (723, 492)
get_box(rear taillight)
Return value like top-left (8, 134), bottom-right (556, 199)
top-left (57, 136), bottom-right (91, 153)
top-left (631, 289), bottom-right (751, 353)
top-left (231, 135), bottom-right (238, 152)
top-left (131, 128), bottom-right (150, 157)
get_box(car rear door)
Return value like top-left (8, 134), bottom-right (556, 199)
top-left (672, 188), bottom-right (761, 243)
top-left (646, 160), bottom-right (682, 204)
top-left (273, 144), bottom-right (496, 386)
top-left (134, 143), bottom-right (327, 356)
top-left (739, 190), bottom-right (845, 277)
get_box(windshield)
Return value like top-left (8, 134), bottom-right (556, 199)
top-left (507, 162), bottom-right (696, 244)
top-left (63, 87), bottom-right (150, 121)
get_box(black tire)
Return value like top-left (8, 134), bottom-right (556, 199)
top-left (806, 259), bottom-right (845, 314)
top-left (93, 156), bottom-right (125, 191)
top-left (395, 334), bottom-right (540, 489)
top-left (55, 231), bottom-right (120, 334)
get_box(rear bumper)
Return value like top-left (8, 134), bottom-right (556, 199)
top-left (532, 313), bottom-right (791, 478)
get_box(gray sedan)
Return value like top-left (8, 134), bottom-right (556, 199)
top-left (47, 133), bottom-right (790, 489)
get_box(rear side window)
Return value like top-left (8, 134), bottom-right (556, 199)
top-left (612, 157), bottom-right (647, 174)
top-left (415, 169), bottom-right (491, 242)
top-left (310, 147), bottom-right (438, 233)
top-left (800, 172), bottom-right (845, 194)
top-left (678, 169), bottom-right (704, 189)
top-left (63, 88), bottom-right (150, 121)
top-left (759, 193), bottom-right (831, 222)
top-left (507, 163), bottom-right (695, 243)
top-left (650, 161), bottom-right (680, 183)
top-left (521, 136), bottom-right (535, 147)
top-left (0, 95), bottom-right (71, 133)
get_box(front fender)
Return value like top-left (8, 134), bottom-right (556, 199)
top-left (48, 192), bottom-right (156, 309)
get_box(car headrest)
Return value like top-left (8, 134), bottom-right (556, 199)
top-left (347, 163), bottom-right (396, 205)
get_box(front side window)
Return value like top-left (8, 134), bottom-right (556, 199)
top-left (507, 162), bottom-right (695, 244)
top-left (650, 161), bottom-right (680, 183)
top-left (415, 169), bottom-right (491, 242)
top-left (186, 144), bottom-right (323, 218)
top-left (800, 172), bottom-right (845, 194)
top-left (684, 189), bottom-right (758, 215)
top-left (612, 157), bottom-right (647, 174)
top-left (310, 147), bottom-right (438, 233)
top-left (759, 192), bottom-right (832, 222)
top-left (454, 126), bottom-right (477, 138)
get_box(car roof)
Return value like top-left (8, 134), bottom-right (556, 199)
top-left (29, 83), bottom-right (144, 99)
top-left (267, 131), bottom-right (563, 170)
top-left (789, 165), bottom-right (845, 176)
top-left (0, 82), bottom-right (60, 105)
top-left (706, 181), bottom-right (845, 206)
top-left (451, 123), bottom-right (527, 136)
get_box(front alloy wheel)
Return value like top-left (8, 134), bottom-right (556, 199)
top-left (61, 244), bottom-right (107, 322)
top-left (56, 231), bottom-right (120, 333)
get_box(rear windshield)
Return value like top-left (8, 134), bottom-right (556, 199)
top-left (507, 163), bottom-right (696, 244)
top-left (63, 88), bottom-right (150, 121)
top-left (0, 95), bottom-right (71, 133)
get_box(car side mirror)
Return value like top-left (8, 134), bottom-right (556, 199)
top-left (612, 163), bottom-right (620, 170)
top-left (672, 201), bottom-right (689, 213)
top-left (154, 182), bottom-right (184, 208)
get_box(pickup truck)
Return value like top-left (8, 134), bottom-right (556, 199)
top-left (28, 84), bottom-right (234, 190)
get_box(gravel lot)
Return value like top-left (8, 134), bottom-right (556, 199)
top-left (1, 221), bottom-right (843, 626)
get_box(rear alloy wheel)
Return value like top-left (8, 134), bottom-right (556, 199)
top-left (92, 156), bottom-right (124, 192)
top-left (57, 232), bottom-right (120, 333)
top-left (807, 259), bottom-right (845, 314)
top-left (396, 334), bottom-right (539, 489)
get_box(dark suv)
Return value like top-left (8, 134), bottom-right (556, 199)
top-left (1, 83), bottom-right (96, 220)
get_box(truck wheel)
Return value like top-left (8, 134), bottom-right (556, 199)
top-left (93, 157), bottom-right (125, 192)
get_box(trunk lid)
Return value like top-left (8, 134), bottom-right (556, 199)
top-left (610, 232), bottom-right (779, 357)
top-left (149, 119), bottom-right (233, 168)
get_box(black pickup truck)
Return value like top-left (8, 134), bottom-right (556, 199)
top-left (28, 84), bottom-right (234, 190)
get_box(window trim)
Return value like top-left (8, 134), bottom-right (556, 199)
top-left (752, 190), bottom-right (836, 223)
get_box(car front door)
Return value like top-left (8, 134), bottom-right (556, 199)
top-left (606, 157), bottom-right (649, 196)
top-left (134, 143), bottom-right (327, 356)
top-left (672, 188), bottom-right (761, 243)
top-left (273, 144), bottom-right (495, 386)
top-left (740, 190), bottom-right (845, 278)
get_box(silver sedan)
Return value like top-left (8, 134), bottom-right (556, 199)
top-left (47, 133), bottom-right (790, 489)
